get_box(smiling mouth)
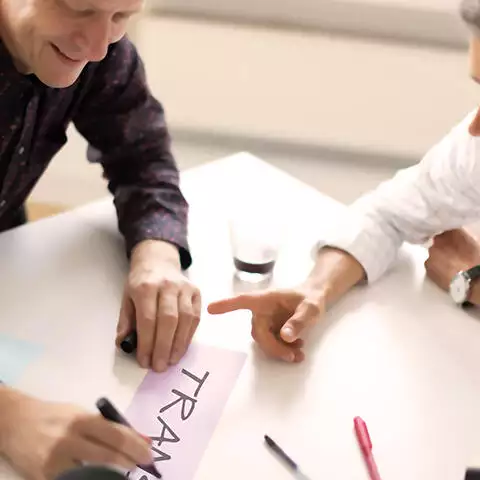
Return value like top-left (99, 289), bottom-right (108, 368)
top-left (50, 43), bottom-right (80, 63)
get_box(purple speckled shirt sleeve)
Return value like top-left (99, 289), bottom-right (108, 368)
top-left (73, 37), bottom-right (191, 269)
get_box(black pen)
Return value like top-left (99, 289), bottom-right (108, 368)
top-left (120, 331), bottom-right (137, 354)
top-left (264, 435), bottom-right (312, 480)
top-left (96, 397), bottom-right (161, 479)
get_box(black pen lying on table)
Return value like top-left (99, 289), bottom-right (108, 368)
top-left (96, 397), bottom-right (161, 479)
top-left (264, 435), bottom-right (312, 480)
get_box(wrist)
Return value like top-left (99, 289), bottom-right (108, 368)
top-left (131, 239), bottom-right (181, 269)
top-left (303, 246), bottom-right (366, 307)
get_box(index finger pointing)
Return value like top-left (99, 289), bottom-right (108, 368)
top-left (207, 293), bottom-right (261, 314)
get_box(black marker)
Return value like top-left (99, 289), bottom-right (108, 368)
top-left (96, 397), bottom-right (162, 479)
top-left (264, 435), bottom-right (311, 480)
top-left (120, 331), bottom-right (137, 354)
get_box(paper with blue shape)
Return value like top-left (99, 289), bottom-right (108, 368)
top-left (0, 334), bottom-right (42, 385)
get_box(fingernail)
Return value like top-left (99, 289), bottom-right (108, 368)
top-left (141, 448), bottom-right (153, 464)
top-left (282, 326), bottom-right (295, 341)
top-left (169, 355), bottom-right (180, 365)
top-left (140, 356), bottom-right (150, 368)
top-left (154, 360), bottom-right (167, 372)
top-left (169, 349), bottom-right (184, 365)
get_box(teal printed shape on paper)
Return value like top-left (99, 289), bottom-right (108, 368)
top-left (0, 334), bottom-right (43, 385)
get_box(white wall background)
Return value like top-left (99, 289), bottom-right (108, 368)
top-left (154, 0), bottom-right (467, 48)
top-left (135, 16), bottom-right (478, 166)
top-left (29, 6), bottom-right (480, 208)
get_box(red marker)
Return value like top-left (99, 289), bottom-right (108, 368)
top-left (354, 416), bottom-right (383, 480)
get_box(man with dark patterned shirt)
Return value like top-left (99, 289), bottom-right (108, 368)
top-left (0, 0), bottom-right (201, 478)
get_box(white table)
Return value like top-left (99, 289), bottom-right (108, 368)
top-left (1, 153), bottom-right (480, 480)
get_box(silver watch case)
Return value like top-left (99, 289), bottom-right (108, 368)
top-left (449, 270), bottom-right (472, 304)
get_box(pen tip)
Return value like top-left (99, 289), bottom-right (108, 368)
top-left (264, 435), bottom-right (273, 446)
top-left (140, 464), bottom-right (162, 479)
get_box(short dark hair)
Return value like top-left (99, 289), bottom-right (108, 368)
top-left (461, 0), bottom-right (480, 32)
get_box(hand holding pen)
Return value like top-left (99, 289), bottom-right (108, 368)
top-left (96, 397), bottom-right (162, 478)
top-left (0, 392), bottom-right (153, 480)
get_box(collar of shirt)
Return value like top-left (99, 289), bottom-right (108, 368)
top-left (0, 37), bottom-right (44, 89)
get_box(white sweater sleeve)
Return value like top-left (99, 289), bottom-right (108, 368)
top-left (320, 110), bottom-right (480, 283)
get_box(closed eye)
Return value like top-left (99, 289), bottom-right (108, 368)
top-left (113, 12), bottom-right (134, 22)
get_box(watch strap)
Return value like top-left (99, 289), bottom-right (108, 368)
top-left (466, 264), bottom-right (480, 281)
top-left (461, 265), bottom-right (480, 307)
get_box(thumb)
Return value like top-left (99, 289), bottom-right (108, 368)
top-left (280, 299), bottom-right (322, 343)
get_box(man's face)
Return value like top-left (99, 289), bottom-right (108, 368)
top-left (0, 0), bottom-right (144, 88)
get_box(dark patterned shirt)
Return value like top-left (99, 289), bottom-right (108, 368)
top-left (0, 36), bottom-right (191, 269)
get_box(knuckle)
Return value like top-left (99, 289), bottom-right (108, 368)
top-left (191, 285), bottom-right (201, 297)
top-left (180, 312), bottom-right (194, 325)
top-left (141, 313), bottom-right (156, 325)
top-left (130, 279), bottom-right (156, 296)
top-left (302, 299), bottom-right (321, 313)
top-left (161, 312), bottom-right (178, 325)
top-left (159, 278), bottom-right (178, 292)
top-left (192, 300), bottom-right (202, 315)
top-left (107, 428), bottom-right (127, 450)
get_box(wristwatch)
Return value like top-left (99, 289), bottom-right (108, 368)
top-left (449, 265), bottom-right (480, 305)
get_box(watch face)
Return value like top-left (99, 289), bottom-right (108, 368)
top-left (450, 272), bottom-right (470, 304)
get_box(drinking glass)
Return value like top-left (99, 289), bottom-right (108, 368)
top-left (229, 206), bottom-right (283, 283)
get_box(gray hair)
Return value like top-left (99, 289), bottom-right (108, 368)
top-left (461, 0), bottom-right (480, 31)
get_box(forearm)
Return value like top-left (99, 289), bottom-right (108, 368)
top-left (0, 385), bottom-right (19, 455)
top-left (323, 110), bottom-right (480, 284)
top-left (114, 183), bottom-right (191, 269)
top-left (303, 247), bottom-right (366, 308)
top-left (72, 37), bottom-right (192, 268)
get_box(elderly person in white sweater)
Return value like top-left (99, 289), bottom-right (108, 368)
top-left (208, 0), bottom-right (480, 363)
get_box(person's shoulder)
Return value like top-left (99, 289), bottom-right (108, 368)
top-left (104, 35), bottom-right (138, 65)
top-left (79, 35), bottom-right (139, 84)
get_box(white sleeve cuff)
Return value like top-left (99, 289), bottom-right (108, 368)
top-left (311, 211), bottom-right (401, 283)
